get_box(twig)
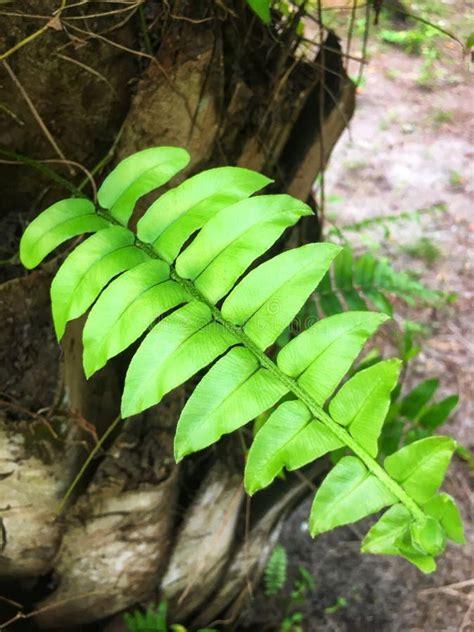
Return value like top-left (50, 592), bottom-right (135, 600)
top-left (63, 21), bottom-right (155, 63)
top-left (293, 468), bottom-right (318, 492)
top-left (418, 587), bottom-right (472, 601)
top-left (35, 159), bottom-right (97, 197)
top-left (2, 60), bottom-right (74, 175)
top-left (383, 5), bottom-right (465, 50)
top-left (56, 52), bottom-right (118, 97)
top-left (459, 601), bottom-right (474, 632)
top-left (77, 122), bottom-right (125, 195)
top-left (0, 148), bottom-right (79, 195)
top-left (65, 22), bottom-right (194, 120)
top-left (169, 12), bottom-right (214, 24)
top-left (138, 3), bottom-right (153, 56)
top-left (316, 0), bottom-right (326, 231)
top-left (0, 589), bottom-right (110, 629)
top-left (0, 0), bottom-right (67, 62)
top-left (0, 595), bottom-right (23, 609)
top-left (0, 11), bottom-right (50, 20)
top-left (357, 0), bottom-right (371, 87)
top-left (420, 579), bottom-right (474, 594)
top-left (57, 414), bottom-right (122, 514)
top-left (345, 0), bottom-right (359, 69)
top-left (63, 2), bottom-right (145, 20)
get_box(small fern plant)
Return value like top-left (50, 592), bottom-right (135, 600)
top-left (314, 248), bottom-right (454, 319)
top-left (19, 147), bottom-right (464, 573)
top-left (264, 544), bottom-right (288, 596)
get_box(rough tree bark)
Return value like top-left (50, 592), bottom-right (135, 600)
top-left (0, 1), bottom-right (355, 628)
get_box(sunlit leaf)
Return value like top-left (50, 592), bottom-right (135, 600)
top-left (384, 437), bottom-right (456, 503)
top-left (98, 146), bottom-right (190, 225)
top-left (310, 456), bottom-right (396, 535)
top-left (51, 226), bottom-right (147, 340)
top-left (19, 198), bottom-right (108, 269)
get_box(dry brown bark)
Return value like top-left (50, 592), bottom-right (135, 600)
top-left (0, 1), bottom-right (355, 628)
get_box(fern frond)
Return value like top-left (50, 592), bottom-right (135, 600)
top-left (326, 203), bottom-right (447, 238)
top-left (264, 544), bottom-right (288, 596)
top-left (19, 146), bottom-right (463, 573)
top-left (315, 247), bottom-right (454, 319)
top-left (123, 601), bottom-right (168, 632)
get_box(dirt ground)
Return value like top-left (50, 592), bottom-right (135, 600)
top-left (241, 13), bottom-right (473, 632)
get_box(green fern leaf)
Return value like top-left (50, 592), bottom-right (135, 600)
top-left (98, 146), bottom-right (190, 225)
top-left (361, 504), bottom-right (437, 573)
top-left (276, 311), bottom-right (389, 404)
top-left (246, 0), bottom-right (271, 23)
top-left (175, 195), bottom-right (311, 302)
top-left (19, 198), bottom-right (108, 269)
top-left (51, 226), bottom-right (148, 340)
top-left (221, 243), bottom-right (340, 349)
top-left (399, 378), bottom-right (440, 419)
top-left (316, 247), bottom-right (452, 318)
top-left (137, 167), bottom-right (270, 259)
top-left (418, 395), bottom-right (459, 431)
top-left (310, 456), bottom-right (397, 535)
top-left (264, 544), bottom-right (288, 596)
top-left (83, 259), bottom-right (189, 377)
top-left (424, 493), bottom-right (465, 544)
top-left (245, 400), bottom-right (343, 494)
top-left (122, 301), bottom-right (237, 417)
top-left (18, 146), bottom-right (463, 572)
top-left (175, 346), bottom-right (286, 460)
top-left (384, 436), bottom-right (456, 503)
top-left (333, 246), bottom-right (367, 310)
top-left (328, 359), bottom-right (401, 457)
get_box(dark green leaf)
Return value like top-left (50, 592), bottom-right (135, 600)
top-left (418, 395), bottom-right (459, 430)
top-left (400, 378), bottom-right (439, 419)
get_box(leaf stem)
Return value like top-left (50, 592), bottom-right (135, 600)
top-left (57, 414), bottom-right (121, 514)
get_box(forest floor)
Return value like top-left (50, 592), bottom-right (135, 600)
top-left (242, 7), bottom-right (473, 632)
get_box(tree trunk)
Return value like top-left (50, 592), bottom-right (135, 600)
top-left (0, 1), bottom-right (355, 628)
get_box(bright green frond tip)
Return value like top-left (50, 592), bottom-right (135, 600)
top-left (19, 145), bottom-right (463, 573)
